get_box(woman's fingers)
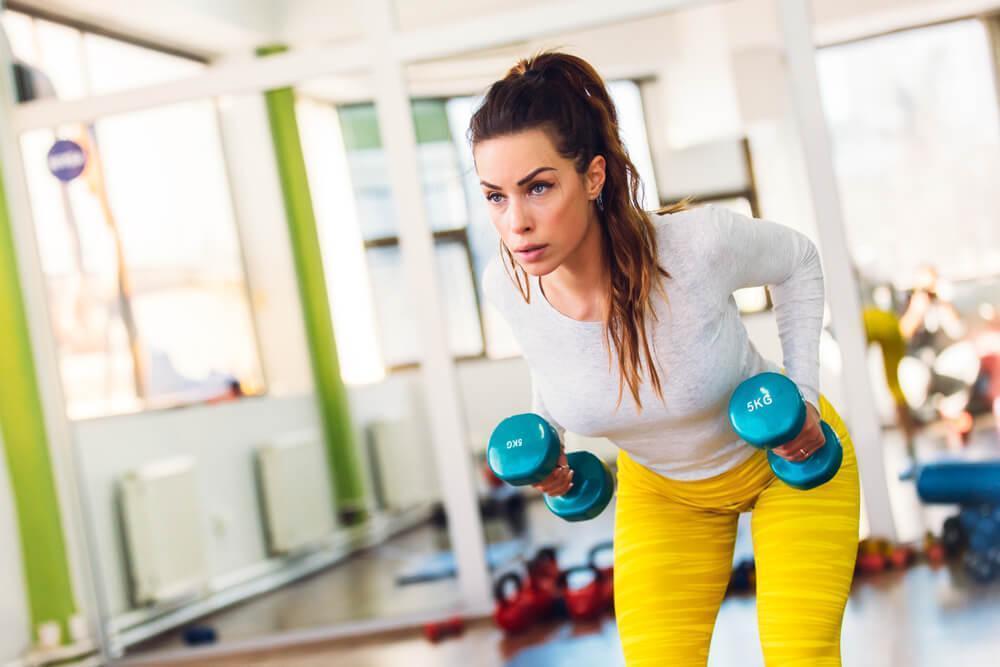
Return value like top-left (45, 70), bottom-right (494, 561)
top-left (773, 434), bottom-right (826, 462)
top-left (542, 467), bottom-right (573, 495)
top-left (533, 464), bottom-right (574, 496)
top-left (771, 410), bottom-right (826, 461)
top-left (772, 447), bottom-right (803, 462)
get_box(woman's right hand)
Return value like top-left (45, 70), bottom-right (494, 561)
top-left (533, 450), bottom-right (574, 496)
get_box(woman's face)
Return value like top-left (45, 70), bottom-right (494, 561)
top-left (474, 128), bottom-right (604, 276)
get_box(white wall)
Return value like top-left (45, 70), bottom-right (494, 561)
top-left (0, 430), bottom-right (32, 661)
top-left (456, 357), bottom-right (533, 452)
top-left (73, 395), bottom-right (324, 617)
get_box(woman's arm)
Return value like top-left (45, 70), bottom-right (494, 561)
top-left (530, 371), bottom-right (573, 496)
top-left (483, 259), bottom-right (574, 495)
top-left (703, 206), bottom-right (825, 407)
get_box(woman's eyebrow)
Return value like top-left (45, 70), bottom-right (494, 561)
top-left (480, 166), bottom-right (556, 190)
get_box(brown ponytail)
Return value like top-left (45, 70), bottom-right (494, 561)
top-left (469, 51), bottom-right (686, 411)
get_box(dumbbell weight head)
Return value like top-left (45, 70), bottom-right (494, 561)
top-left (543, 451), bottom-right (615, 522)
top-left (729, 372), bottom-right (843, 490)
top-left (767, 421), bottom-right (843, 490)
top-left (729, 372), bottom-right (807, 448)
top-left (488, 414), bottom-right (562, 486)
top-left (489, 414), bottom-right (615, 521)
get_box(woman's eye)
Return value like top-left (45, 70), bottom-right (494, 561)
top-left (486, 192), bottom-right (504, 204)
top-left (530, 182), bottom-right (550, 195)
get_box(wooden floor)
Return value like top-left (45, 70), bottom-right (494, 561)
top-left (120, 420), bottom-right (1000, 666)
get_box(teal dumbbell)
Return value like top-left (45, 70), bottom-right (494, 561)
top-left (728, 372), bottom-right (843, 490)
top-left (487, 414), bottom-right (614, 522)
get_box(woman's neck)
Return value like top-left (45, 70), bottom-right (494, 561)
top-left (541, 213), bottom-right (608, 321)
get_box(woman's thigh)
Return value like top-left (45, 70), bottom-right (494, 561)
top-left (751, 395), bottom-right (861, 666)
top-left (614, 478), bottom-right (739, 666)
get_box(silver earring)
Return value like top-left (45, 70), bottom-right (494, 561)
top-left (596, 191), bottom-right (604, 211)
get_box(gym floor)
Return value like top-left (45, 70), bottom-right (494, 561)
top-left (124, 420), bottom-right (1000, 666)
top-left (132, 561), bottom-right (1000, 666)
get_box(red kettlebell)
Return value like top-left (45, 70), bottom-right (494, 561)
top-left (493, 572), bottom-right (544, 634)
top-left (889, 545), bottom-right (915, 570)
top-left (558, 565), bottom-right (607, 622)
top-left (527, 547), bottom-right (563, 615)
top-left (588, 541), bottom-right (614, 614)
top-left (855, 552), bottom-right (887, 575)
top-left (528, 547), bottom-right (561, 586)
top-left (926, 542), bottom-right (946, 568)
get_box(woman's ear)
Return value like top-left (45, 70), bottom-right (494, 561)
top-left (586, 154), bottom-right (606, 201)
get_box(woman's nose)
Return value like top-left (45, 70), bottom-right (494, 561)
top-left (507, 200), bottom-right (533, 235)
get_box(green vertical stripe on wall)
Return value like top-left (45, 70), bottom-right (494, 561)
top-left (0, 163), bottom-right (77, 640)
top-left (256, 45), bottom-right (367, 517)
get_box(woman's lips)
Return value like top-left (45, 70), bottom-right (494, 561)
top-left (515, 244), bottom-right (548, 263)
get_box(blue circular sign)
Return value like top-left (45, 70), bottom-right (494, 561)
top-left (47, 139), bottom-right (87, 182)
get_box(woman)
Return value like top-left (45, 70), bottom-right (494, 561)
top-left (472, 52), bottom-right (859, 666)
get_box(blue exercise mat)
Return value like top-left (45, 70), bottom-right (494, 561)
top-left (915, 460), bottom-right (1000, 505)
top-left (395, 539), bottom-right (526, 585)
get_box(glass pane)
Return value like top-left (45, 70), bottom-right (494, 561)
top-left (0, 10), bottom-right (203, 101)
top-left (367, 241), bottom-right (484, 366)
top-left (444, 96), bottom-right (523, 359)
top-left (34, 17), bottom-right (87, 99)
top-left (19, 99), bottom-right (264, 419)
top-left (64, 77), bottom-right (470, 662)
top-left (296, 97), bottom-right (385, 385)
top-left (607, 79), bottom-right (661, 210)
top-left (1, 11), bottom-right (38, 67)
top-left (83, 32), bottom-right (203, 95)
top-left (818, 19), bottom-right (1000, 282)
top-left (301, 78), bottom-right (466, 629)
top-left (338, 101), bottom-right (469, 241)
top-left (817, 18), bottom-right (1000, 546)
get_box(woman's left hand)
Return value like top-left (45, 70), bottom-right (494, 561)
top-left (771, 402), bottom-right (825, 462)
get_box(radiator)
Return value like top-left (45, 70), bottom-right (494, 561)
top-left (256, 431), bottom-right (336, 555)
top-left (118, 457), bottom-right (210, 605)
top-left (367, 418), bottom-right (440, 511)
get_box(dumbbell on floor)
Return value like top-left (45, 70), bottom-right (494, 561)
top-left (488, 413), bottom-right (614, 522)
top-left (728, 372), bottom-right (843, 490)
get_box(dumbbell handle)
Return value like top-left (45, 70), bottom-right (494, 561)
top-left (729, 373), bottom-right (843, 490)
top-left (488, 414), bottom-right (614, 521)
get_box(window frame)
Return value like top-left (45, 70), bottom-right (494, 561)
top-left (5, 2), bottom-right (208, 63)
top-left (365, 227), bottom-right (489, 373)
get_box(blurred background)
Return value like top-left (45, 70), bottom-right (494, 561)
top-left (0, 0), bottom-right (998, 665)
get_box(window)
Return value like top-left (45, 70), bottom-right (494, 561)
top-left (817, 19), bottom-right (1000, 286)
top-left (336, 100), bottom-right (486, 369)
top-left (6, 10), bottom-right (264, 418)
top-left (661, 140), bottom-right (770, 314)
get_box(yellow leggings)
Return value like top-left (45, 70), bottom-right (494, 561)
top-left (614, 395), bottom-right (860, 666)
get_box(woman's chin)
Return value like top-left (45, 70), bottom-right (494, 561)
top-left (518, 261), bottom-right (558, 277)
